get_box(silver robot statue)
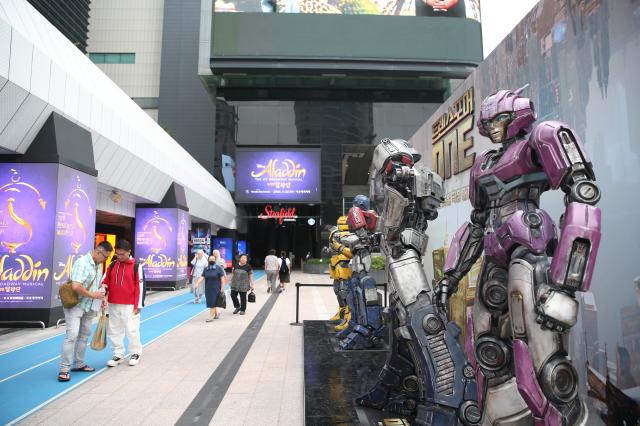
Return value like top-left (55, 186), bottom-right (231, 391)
top-left (358, 138), bottom-right (481, 426)
top-left (437, 87), bottom-right (601, 425)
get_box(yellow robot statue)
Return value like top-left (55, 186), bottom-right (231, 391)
top-left (328, 216), bottom-right (353, 331)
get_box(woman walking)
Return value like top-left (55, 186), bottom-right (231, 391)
top-left (230, 254), bottom-right (254, 315)
top-left (277, 251), bottom-right (291, 293)
top-left (195, 255), bottom-right (226, 322)
top-left (190, 250), bottom-right (208, 303)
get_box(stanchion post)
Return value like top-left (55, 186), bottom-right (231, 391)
top-left (290, 282), bottom-right (303, 326)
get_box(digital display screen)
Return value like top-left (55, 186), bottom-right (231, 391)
top-left (0, 164), bottom-right (97, 308)
top-left (51, 165), bottom-right (98, 307)
top-left (213, 237), bottom-right (234, 268)
top-left (215, 0), bottom-right (480, 19)
top-left (135, 208), bottom-right (181, 281)
top-left (0, 164), bottom-right (57, 308)
top-left (235, 148), bottom-right (321, 203)
top-left (237, 240), bottom-right (247, 256)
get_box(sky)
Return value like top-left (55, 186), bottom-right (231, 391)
top-left (480, 0), bottom-right (541, 57)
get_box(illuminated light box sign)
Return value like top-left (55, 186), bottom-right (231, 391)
top-left (135, 208), bottom-right (188, 281)
top-left (212, 237), bottom-right (233, 268)
top-left (176, 209), bottom-right (189, 280)
top-left (0, 164), bottom-right (97, 309)
top-left (214, 0), bottom-right (480, 19)
top-left (259, 205), bottom-right (298, 224)
top-left (235, 148), bottom-right (321, 203)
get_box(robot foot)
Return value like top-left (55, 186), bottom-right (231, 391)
top-left (334, 308), bottom-right (351, 331)
top-left (329, 307), bottom-right (344, 322)
top-left (338, 331), bottom-right (378, 350)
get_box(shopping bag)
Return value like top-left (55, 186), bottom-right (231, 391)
top-left (216, 291), bottom-right (227, 309)
top-left (90, 311), bottom-right (109, 351)
top-left (248, 291), bottom-right (256, 303)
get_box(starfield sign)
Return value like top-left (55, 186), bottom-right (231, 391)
top-left (431, 87), bottom-right (476, 180)
top-left (235, 148), bottom-right (321, 203)
top-left (259, 205), bottom-right (297, 224)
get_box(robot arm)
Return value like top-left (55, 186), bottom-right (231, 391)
top-left (329, 227), bottom-right (352, 259)
top-left (437, 210), bottom-right (486, 308)
top-left (529, 122), bottom-right (602, 331)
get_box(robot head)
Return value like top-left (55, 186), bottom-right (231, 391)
top-left (353, 194), bottom-right (370, 211)
top-left (477, 86), bottom-right (536, 144)
top-left (337, 216), bottom-right (349, 232)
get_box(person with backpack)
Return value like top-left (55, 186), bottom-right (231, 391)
top-left (277, 251), bottom-right (291, 292)
top-left (101, 239), bottom-right (144, 367)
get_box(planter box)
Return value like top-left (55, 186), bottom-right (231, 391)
top-left (303, 263), bottom-right (330, 274)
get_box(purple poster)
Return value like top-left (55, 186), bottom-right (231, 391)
top-left (235, 148), bottom-right (321, 203)
top-left (135, 208), bottom-right (179, 281)
top-left (0, 164), bottom-right (57, 308)
top-left (176, 209), bottom-right (188, 280)
top-left (50, 165), bottom-right (97, 307)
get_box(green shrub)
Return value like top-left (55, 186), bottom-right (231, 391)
top-left (371, 254), bottom-right (386, 270)
top-left (306, 258), bottom-right (331, 265)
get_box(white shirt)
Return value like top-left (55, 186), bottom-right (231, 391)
top-left (264, 255), bottom-right (279, 271)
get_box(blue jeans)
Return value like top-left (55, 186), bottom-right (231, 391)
top-left (60, 306), bottom-right (97, 372)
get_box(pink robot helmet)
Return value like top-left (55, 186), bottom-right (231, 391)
top-left (477, 86), bottom-right (537, 142)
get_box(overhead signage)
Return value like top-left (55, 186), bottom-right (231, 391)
top-left (259, 205), bottom-right (298, 224)
top-left (235, 148), bottom-right (321, 203)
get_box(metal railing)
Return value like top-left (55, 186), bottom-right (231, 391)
top-left (290, 282), bottom-right (388, 326)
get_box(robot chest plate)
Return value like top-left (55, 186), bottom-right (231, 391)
top-left (472, 141), bottom-right (545, 208)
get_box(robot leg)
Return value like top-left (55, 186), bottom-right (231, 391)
top-left (357, 296), bottom-right (421, 415)
top-left (405, 293), bottom-right (480, 426)
top-left (336, 278), bottom-right (357, 333)
top-left (507, 255), bottom-right (587, 426)
top-left (330, 280), bottom-right (345, 321)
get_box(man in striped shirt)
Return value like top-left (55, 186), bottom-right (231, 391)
top-left (58, 241), bottom-right (113, 382)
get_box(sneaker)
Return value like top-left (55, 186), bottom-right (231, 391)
top-left (129, 354), bottom-right (140, 366)
top-left (214, 313), bottom-right (220, 319)
top-left (205, 317), bottom-right (214, 322)
top-left (239, 311), bottom-right (246, 315)
top-left (107, 356), bottom-right (123, 367)
top-left (233, 308), bottom-right (240, 314)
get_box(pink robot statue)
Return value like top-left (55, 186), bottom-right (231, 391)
top-left (437, 87), bottom-right (601, 425)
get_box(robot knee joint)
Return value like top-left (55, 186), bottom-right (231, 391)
top-left (540, 356), bottom-right (579, 404)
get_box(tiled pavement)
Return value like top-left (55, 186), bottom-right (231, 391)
top-left (16, 272), bottom-right (339, 426)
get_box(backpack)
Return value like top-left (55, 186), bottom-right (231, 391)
top-left (108, 259), bottom-right (147, 307)
top-left (279, 257), bottom-right (289, 274)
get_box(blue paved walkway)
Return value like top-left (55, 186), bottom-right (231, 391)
top-left (0, 270), bottom-right (265, 425)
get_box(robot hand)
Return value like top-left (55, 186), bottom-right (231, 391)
top-left (535, 287), bottom-right (578, 333)
top-left (435, 277), bottom-right (457, 314)
top-left (321, 246), bottom-right (332, 258)
top-left (369, 232), bottom-right (382, 250)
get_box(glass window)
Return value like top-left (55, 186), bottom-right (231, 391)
top-left (89, 53), bottom-right (105, 63)
top-left (88, 53), bottom-right (136, 64)
top-left (104, 53), bottom-right (120, 64)
top-left (120, 53), bottom-right (135, 64)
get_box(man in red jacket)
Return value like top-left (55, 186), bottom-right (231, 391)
top-left (102, 239), bottom-right (144, 367)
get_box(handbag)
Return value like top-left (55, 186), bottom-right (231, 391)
top-left (248, 291), bottom-right (256, 303)
top-left (59, 264), bottom-right (98, 309)
top-left (59, 278), bottom-right (80, 308)
top-left (216, 291), bottom-right (227, 309)
top-left (90, 311), bottom-right (109, 351)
